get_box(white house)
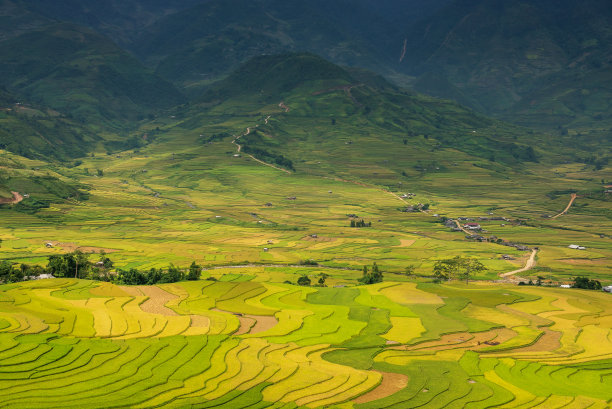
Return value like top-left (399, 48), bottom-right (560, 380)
top-left (464, 223), bottom-right (481, 230)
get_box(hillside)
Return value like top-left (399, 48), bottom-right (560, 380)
top-left (0, 22), bottom-right (184, 128)
top-left (400, 0), bottom-right (612, 132)
top-left (132, 0), bottom-right (401, 91)
top-left (0, 87), bottom-right (102, 160)
top-left (19, 0), bottom-right (204, 48)
top-left (198, 53), bottom-right (550, 174)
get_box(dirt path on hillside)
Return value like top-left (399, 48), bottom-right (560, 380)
top-left (0, 191), bottom-right (23, 205)
top-left (231, 122), bottom-right (292, 174)
top-left (551, 193), bottom-right (577, 219)
top-left (500, 249), bottom-right (538, 278)
top-left (353, 371), bottom-right (409, 404)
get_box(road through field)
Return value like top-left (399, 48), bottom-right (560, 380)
top-left (500, 249), bottom-right (538, 278)
top-left (551, 193), bottom-right (577, 219)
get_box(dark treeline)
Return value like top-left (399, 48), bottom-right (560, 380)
top-left (0, 251), bottom-right (203, 285)
top-left (350, 219), bottom-right (372, 228)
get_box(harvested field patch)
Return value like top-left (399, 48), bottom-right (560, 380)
top-left (128, 286), bottom-right (178, 316)
top-left (559, 258), bottom-right (607, 265)
top-left (353, 371), bottom-right (409, 403)
top-left (46, 241), bottom-right (119, 253)
top-left (396, 239), bottom-right (416, 247)
top-left (249, 314), bottom-right (279, 334)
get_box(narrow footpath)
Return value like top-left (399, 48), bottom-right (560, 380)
top-left (551, 193), bottom-right (577, 219)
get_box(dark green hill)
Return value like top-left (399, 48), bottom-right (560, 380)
top-left (400, 0), bottom-right (612, 131)
top-left (133, 0), bottom-right (400, 90)
top-left (202, 53), bottom-right (355, 101)
top-left (0, 22), bottom-right (184, 128)
top-left (19, 0), bottom-right (203, 48)
top-left (0, 87), bottom-right (98, 161)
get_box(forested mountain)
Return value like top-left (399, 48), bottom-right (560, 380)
top-left (19, 0), bottom-right (204, 48)
top-left (400, 0), bottom-right (612, 129)
top-left (0, 21), bottom-right (184, 127)
top-left (131, 0), bottom-right (401, 90)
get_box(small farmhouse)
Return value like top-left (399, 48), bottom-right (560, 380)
top-left (464, 222), bottom-right (481, 230)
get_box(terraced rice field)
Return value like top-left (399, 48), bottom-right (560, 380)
top-left (0, 278), bottom-right (610, 408)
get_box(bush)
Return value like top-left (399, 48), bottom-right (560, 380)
top-left (572, 276), bottom-right (602, 290)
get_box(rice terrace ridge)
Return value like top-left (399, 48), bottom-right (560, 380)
top-left (0, 1), bottom-right (610, 408)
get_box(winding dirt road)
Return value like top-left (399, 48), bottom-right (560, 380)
top-left (0, 192), bottom-right (23, 205)
top-left (231, 115), bottom-right (291, 174)
top-left (500, 248), bottom-right (538, 278)
top-left (551, 193), bottom-right (577, 219)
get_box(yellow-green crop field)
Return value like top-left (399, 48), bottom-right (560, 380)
top-left (1, 74), bottom-right (611, 409)
top-left (0, 278), bottom-right (610, 408)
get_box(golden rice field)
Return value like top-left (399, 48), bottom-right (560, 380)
top-left (0, 278), bottom-right (610, 408)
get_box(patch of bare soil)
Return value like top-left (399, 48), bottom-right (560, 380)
top-left (395, 328), bottom-right (517, 352)
top-left (234, 316), bottom-right (257, 335)
top-left (510, 327), bottom-right (561, 353)
top-left (249, 315), bottom-right (278, 334)
top-left (213, 308), bottom-right (278, 335)
top-left (353, 371), bottom-right (409, 404)
top-left (395, 239), bottom-right (415, 247)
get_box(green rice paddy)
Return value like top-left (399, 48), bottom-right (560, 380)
top-left (0, 279), bottom-right (610, 408)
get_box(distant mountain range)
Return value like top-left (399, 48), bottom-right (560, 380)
top-left (1, 0), bottom-right (611, 138)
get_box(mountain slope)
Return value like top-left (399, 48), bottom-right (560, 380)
top-left (0, 88), bottom-right (99, 160)
top-left (400, 0), bottom-right (612, 130)
top-left (19, 0), bottom-right (204, 48)
top-left (133, 0), bottom-right (401, 90)
top-left (186, 54), bottom-right (552, 184)
top-left (0, 22), bottom-right (184, 127)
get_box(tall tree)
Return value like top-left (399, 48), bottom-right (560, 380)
top-left (187, 261), bottom-right (202, 281)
